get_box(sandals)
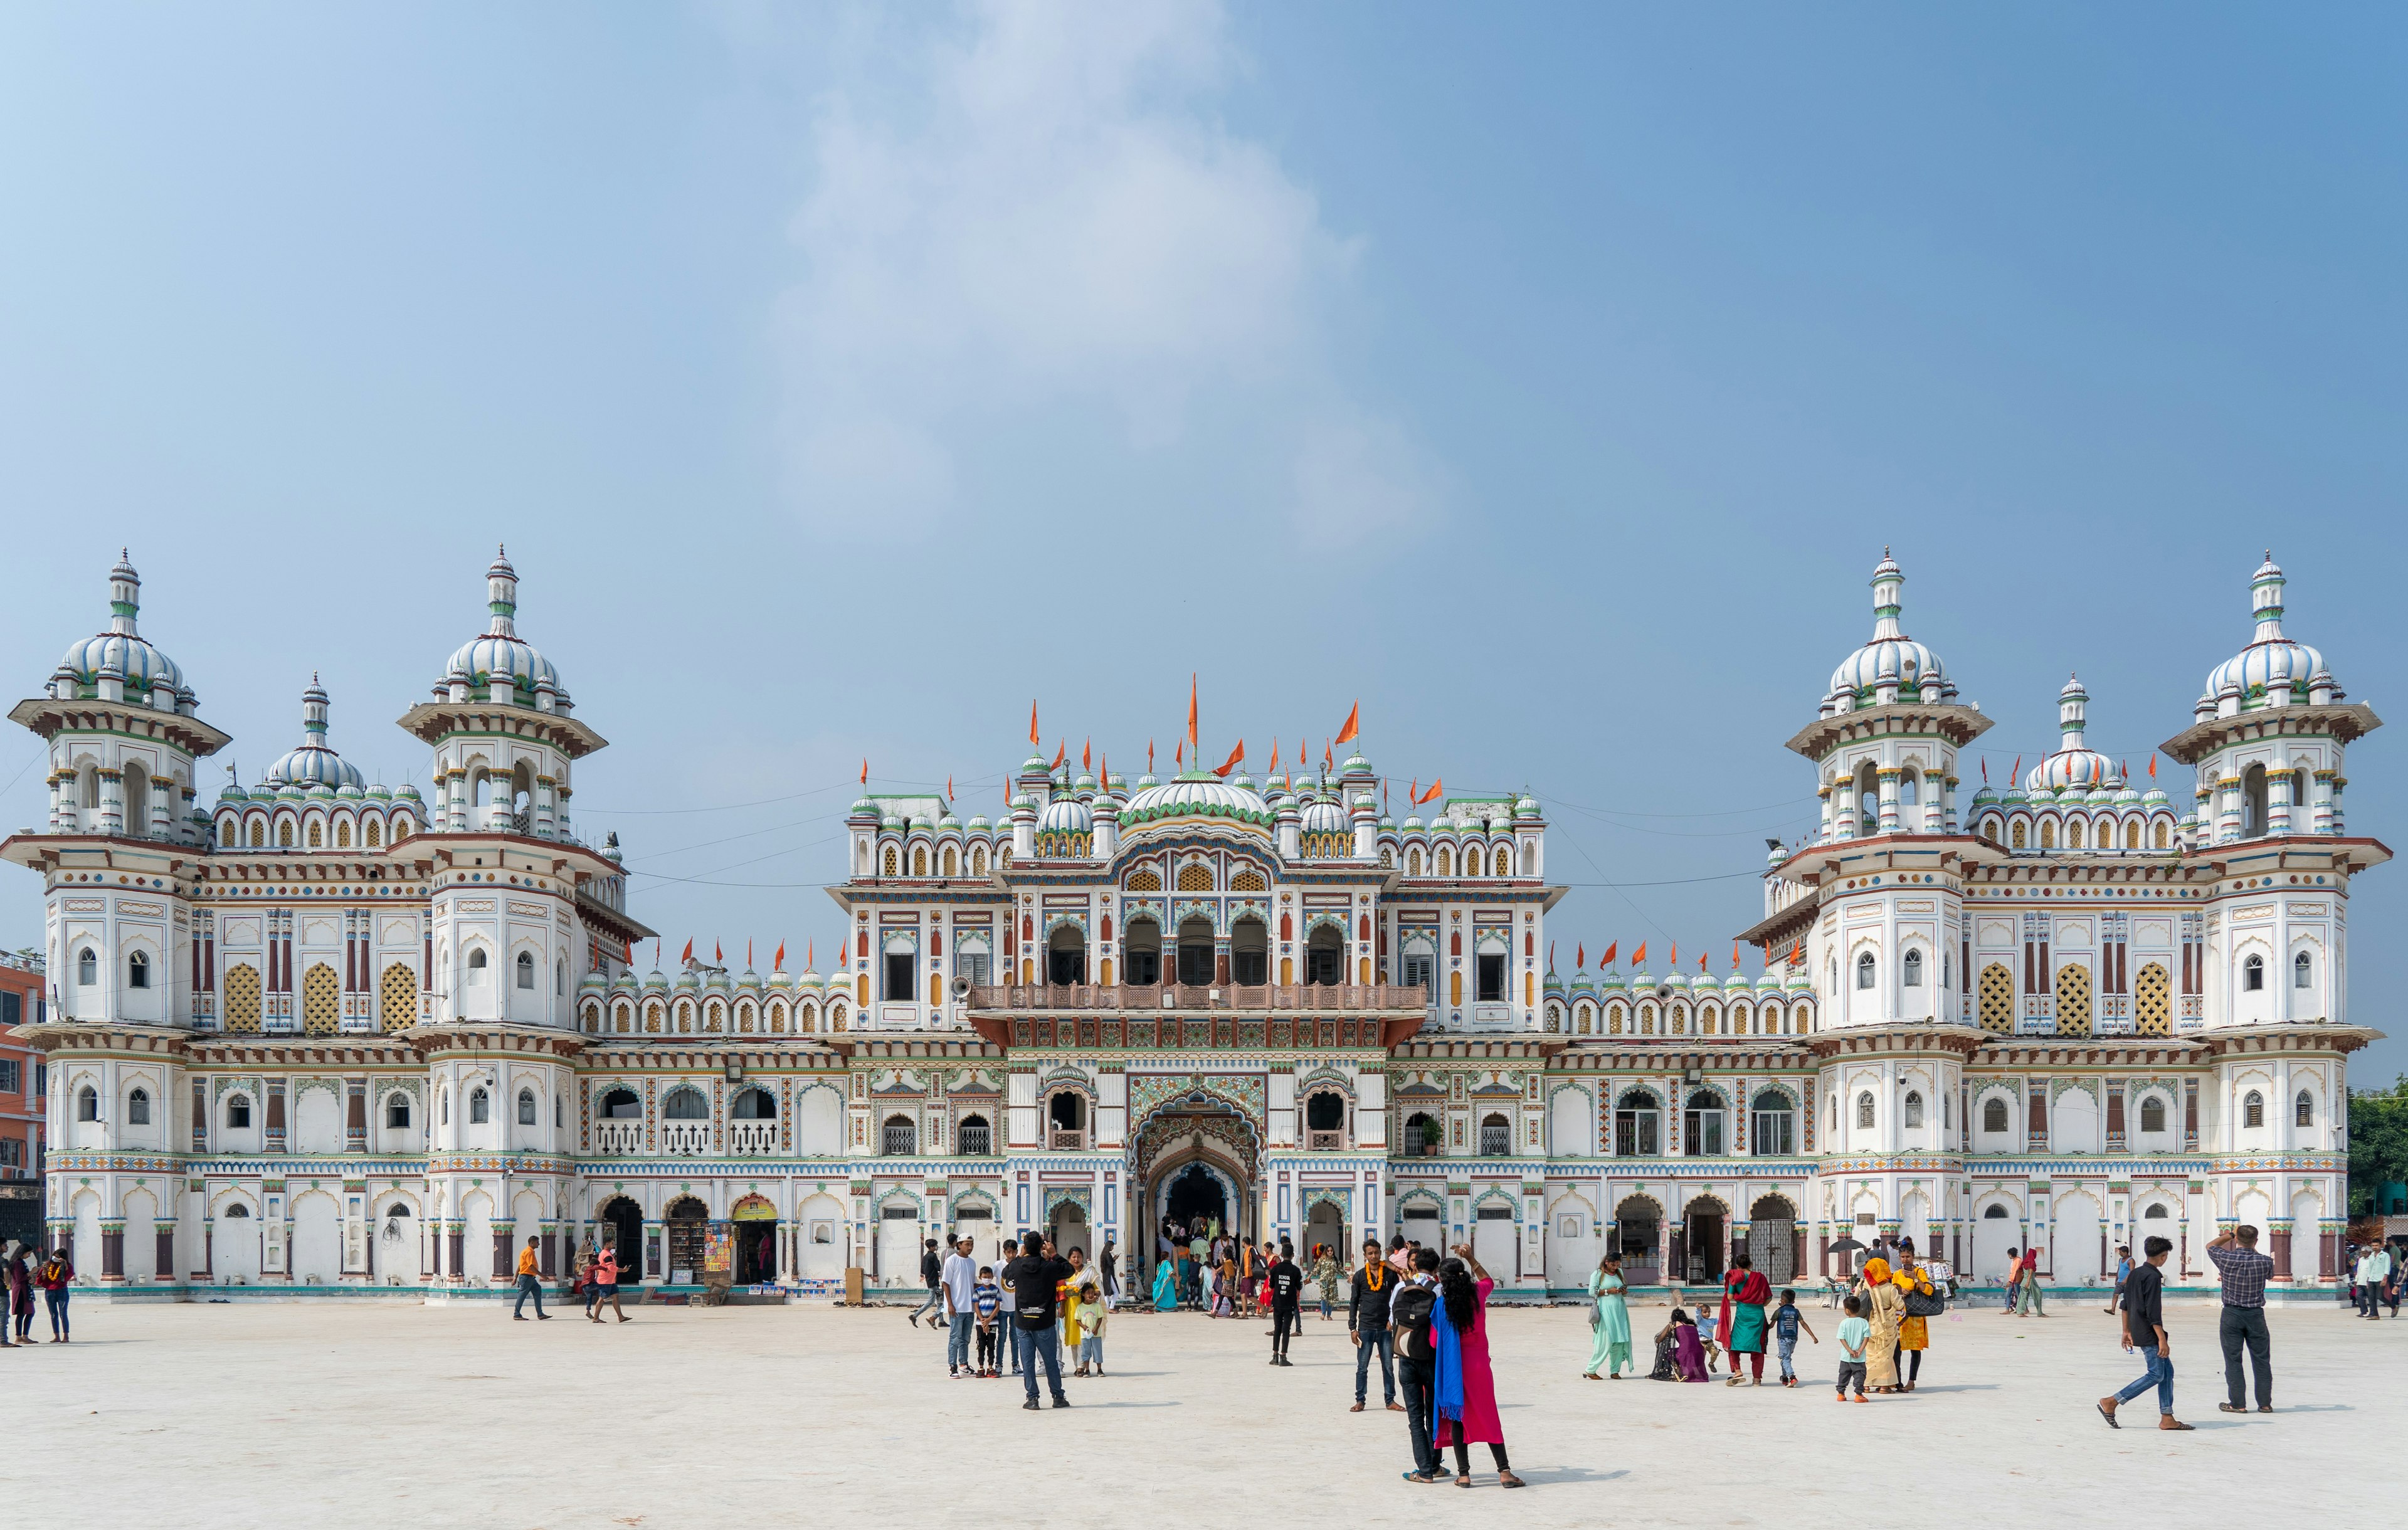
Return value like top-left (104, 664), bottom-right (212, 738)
top-left (1499, 1472), bottom-right (1526, 1489)
top-left (2098, 1400), bottom-right (2120, 1429)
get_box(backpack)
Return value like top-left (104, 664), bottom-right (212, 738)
top-left (1390, 1283), bottom-right (1438, 1364)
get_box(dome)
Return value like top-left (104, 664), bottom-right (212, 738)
top-left (1514, 794), bottom-right (1541, 820)
top-left (641, 968), bottom-right (668, 992)
top-left (1969, 784), bottom-right (1999, 808)
top-left (938, 811), bottom-right (961, 830)
top-left (1599, 968), bottom-right (1628, 990)
top-left (1037, 796), bottom-right (1092, 835)
top-left (965, 814), bottom-right (990, 831)
top-left (262, 675), bottom-right (365, 791)
top-left (2141, 787), bottom-right (2170, 807)
top-left (1826, 549), bottom-right (1956, 705)
top-left (2203, 552), bottom-right (2335, 709)
top-left (437, 547), bottom-right (564, 705)
top-left (1299, 795), bottom-right (1348, 834)
top-left (879, 813), bottom-right (904, 830)
top-left (55, 553), bottom-right (191, 710)
top-left (2025, 673), bottom-right (2116, 793)
top-left (1119, 774), bottom-right (1272, 826)
top-left (1401, 815), bottom-right (1424, 831)
top-left (395, 783), bottom-right (422, 803)
top-left (1072, 771), bottom-right (1097, 793)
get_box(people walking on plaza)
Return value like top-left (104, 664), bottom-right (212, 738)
top-left (2106, 1245), bottom-right (2132, 1314)
top-left (1312, 1243), bottom-right (1343, 1321)
top-left (1267, 1243), bottom-right (1304, 1365)
top-left (1583, 1253), bottom-right (1632, 1380)
top-left (1835, 1295), bottom-right (1869, 1401)
top-left (2354, 1241), bottom-right (2392, 1319)
top-left (0, 1242), bottom-right (19, 1348)
top-left (1392, 1248), bottom-right (1447, 1484)
top-left (907, 1237), bottom-right (943, 1329)
top-left (2099, 1235), bottom-right (2189, 1430)
top-left (1099, 1237), bottom-right (1118, 1306)
top-left (1720, 1252), bottom-right (1772, 1386)
top-left (942, 1234), bottom-right (980, 1378)
top-left (1349, 1237), bottom-right (1403, 1410)
top-left (2011, 1248), bottom-right (2048, 1316)
top-left (1, 1241), bottom-right (28, 1348)
top-left (1430, 1247), bottom-right (1523, 1489)
top-left (1151, 1252), bottom-right (1178, 1312)
top-left (1005, 1233), bottom-right (1072, 1411)
top-left (996, 1238), bottom-right (1021, 1372)
top-left (1772, 1289), bottom-right (1817, 1386)
top-left (1695, 1302), bottom-right (1719, 1371)
top-left (1861, 1256), bottom-right (1905, 1392)
top-left (36, 1245), bottom-right (71, 1342)
top-left (573, 1244), bottom-right (598, 1320)
top-left (1188, 1227), bottom-right (1210, 1308)
top-left (1891, 1254), bottom-right (1933, 1391)
top-left (1999, 1247), bottom-right (2023, 1312)
top-left (2207, 1224), bottom-right (2274, 1413)
top-left (588, 1246), bottom-right (628, 1322)
top-left (511, 1235), bottom-right (551, 1321)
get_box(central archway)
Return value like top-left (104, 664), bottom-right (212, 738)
top-left (1129, 1087), bottom-right (1264, 1296)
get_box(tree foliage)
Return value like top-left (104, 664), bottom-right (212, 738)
top-left (2348, 1074), bottom-right (2408, 1215)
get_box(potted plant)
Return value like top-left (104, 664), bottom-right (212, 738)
top-left (1420, 1117), bottom-right (1443, 1158)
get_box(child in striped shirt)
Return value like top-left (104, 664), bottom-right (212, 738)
top-left (973, 1269), bottom-right (1001, 1377)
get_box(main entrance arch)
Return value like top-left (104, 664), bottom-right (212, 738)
top-left (1129, 1085), bottom-right (1264, 1284)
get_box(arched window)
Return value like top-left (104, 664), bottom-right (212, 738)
top-left (970, 845), bottom-right (986, 875)
top-left (1682, 1089), bottom-right (1724, 1156)
top-left (249, 821), bottom-right (264, 847)
top-left (1855, 952), bottom-right (1876, 989)
top-left (2125, 820), bottom-right (2141, 849)
top-left (466, 947), bottom-right (488, 985)
top-left (439, 1089), bottom-right (449, 1125)
top-left (1047, 1090), bottom-right (1087, 1139)
top-left (882, 846), bottom-right (898, 877)
top-left (1478, 1113), bottom-right (1511, 1156)
top-left (2243, 764), bottom-right (2268, 836)
top-left (2242, 954), bottom-right (2264, 991)
top-left (1855, 1091), bottom-right (1876, 1129)
top-left (517, 1088), bottom-right (536, 1126)
top-left (1407, 847), bottom-right (1423, 875)
top-left (1435, 847), bottom-right (1453, 877)
top-left (76, 1084), bottom-right (98, 1121)
top-left (279, 821), bottom-right (294, 847)
top-left (1983, 1096), bottom-right (2009, 1134)
top-left (469, 1087), bottom-right (490, 1124)
top-left (941, 845), bottom-right (958, 878)
top-left (1613, 1090), bottom-right (1661, 1156)
top-left (77, 947), bottom-right (96, 985)
top-left (366, 818), bottom-right (383, 847)
top-left (1493, 846), bottom-right (1512, 877)
top-left (1901, 949), bottom-right (1922, 988)
top-left (2067, 818), bottom-right (2084, 848)
top-left (1304, 924), bottom-right (1343, 986)
top-left (515, 951), bottom-right (536, 990)
top-left (1749, 1090), bottom-right (1794, 1156)
top-left (127, 1087), bottom-right (150, 1125)
top-left (1124, 917), bottom-right (1162, 986)
top-left (2294, 1090), bottom-right (2313, 1127)
top-left (662, 1086), bottom-right (708, 1120)
top-left (228, 1094), bottom-right (253, 1128)
top-left (1175, 916), bottom-right (1215, 987)
top-left (2138, 1095), bottom-right (2165, 1133)
top-left (912, 846), bottom-right (927, 877)
top-left (1902, 1090), bottom-right (1924, 1128)
top-left (2293, 951), bottom-right (2312, 989)
top-left (1045, 923), bottom-right (1087, 986)
top-left (2040, 820), bottom-right (2055, 849)
top-left (2242, 1090), bottom-right (2264, 1128)
top-left (1231, 917), bottom-right (1267, 986)
top-left (2010, 821), bottom-right (2027, 848)
top-left (386, 1094), bottom-right (412, 1128)
top-left (958, 1114), bottom-right (991, 1156)
top-left (335, 819), bottom-right (351, 848)
top-left (2154, 821), bottom-right (2169, 848)
top-left (307, 820), bottom-right (322, 848)
top-left (882, 1114), bottom-right (916, 1156)
top-left (127, 949), bottom-right (150, 989)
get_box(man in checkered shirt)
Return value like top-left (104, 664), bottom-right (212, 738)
top-left (2207, 1225), bottom-right (2274, 1413)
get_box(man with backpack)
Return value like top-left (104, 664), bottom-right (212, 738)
top-left (1390, 1247), bottom-right (1447, 1483)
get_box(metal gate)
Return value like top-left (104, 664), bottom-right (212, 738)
top-left (1747, 1218), bottom-right (1795, 1284)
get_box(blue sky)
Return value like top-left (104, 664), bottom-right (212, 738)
top-left (3, 4), bottom-right (2401, 1073)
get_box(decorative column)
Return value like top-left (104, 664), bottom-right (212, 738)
top-left (155, 1221), bottom-right (175, 1283)
top-left (1833, 778), bottom-right (1857, 841)
top-left (100, 1218), bottom-right (125, 1281)
top-left (1876, 766), bottom-right (1901, 835)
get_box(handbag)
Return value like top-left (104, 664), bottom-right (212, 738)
top-left (1903, 1285), bottom-right (1946, 1318)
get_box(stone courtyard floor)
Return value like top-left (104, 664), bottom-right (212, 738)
top-left (2, 1294), bottom-right (2398, 1527)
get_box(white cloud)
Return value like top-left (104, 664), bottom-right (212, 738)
top-left (772, 0), bottom-right (1439, 539)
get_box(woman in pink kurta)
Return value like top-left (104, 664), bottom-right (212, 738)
top-left (1431, 1247), bottom-right (1525, 1489)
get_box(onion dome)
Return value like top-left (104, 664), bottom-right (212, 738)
top-left (55, 552), bottom-right (194, 712)
top-left (1230, 771), bottom-right (1257, 794)
top-left (1765, 840), bottom-right (1786, 868)
top-left (704, 964), bottom-right (732, 992)
top-left (2141, 786), bottom-right (2170, 808)
top-left (1401, 813), bottom-right (1425, 832)
top-left (938, 809), bottom-right (962, 830)
top-left (2025, 674), bottom-right (2115, 793)
top-left (1514, 794), bottom-right (1541, 820)
top-left (1661, 969), bottom-right (1689, 992)
top-left (879, 812), bottom-right (904, 830)
top-left (642, 966), bottom-right (669, 994)
top-left (1543, 970), bottom-right (1564, 994)
top-left (1037, 796), bottom-right (1092, 835)
top-left (1299, 794), bottom-right (1348, 835)
top-left (1119, 774), bottom-right (1274, 828)
top-left (263, 674), bottom-right (365, 791)
top-left (1825, 548), bottom-right (1955, 709)
top-left (1783, 968), bottom-right (1812, 993)
top-left (1072, 771), bottom-right (1097, 795)
top-left (1341, 749), bottom-right (1372, 776)
top-left (1628, 961), bottom-right (1653, 992)
top-left (365, 783), bottom-right (393, 801)
top-left (2203, 553), bottom-right (2333, 710)
top-left (438, 547), bottom-right (566, 707)
top-left (1755, 970), bottom-right (1782, 993)
top-left (1570, 969), bottom-right (1596, 996)
top-left (766, 968), bottom-right (793, 991)
top-left (1969, 784), bottom-right (2000, 808)
top-left (216, 778), bottom-right (246, 805)
top-left (1132, 770), bottom-right (1158, 791)
top-left (965, 813), bottom-right (990, 831)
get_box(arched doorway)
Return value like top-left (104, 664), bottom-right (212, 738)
top-left (1682, 1196), bottom-right (1727, 1285)
top-left (599, 1195), bottom-right (644, 1281)
top-left (1613, 1196), bottom-right (1662, 1287)
top-left (1047, 1198), bottom-right (1092, 1262)
top-left (1163, 1161), bottom-right (1228, 1233)
top-left (1131, 1085), bottom-right (1264, 1297)
top-left (1303, 1197), bottom-right (1347, 1276)
top-left (665, 1196), bottom-right (707, 1285)
top-left (731, 1195), bottom-right (778, 1284)
top-left (1747, 1194), bottom-right (1797, 1284)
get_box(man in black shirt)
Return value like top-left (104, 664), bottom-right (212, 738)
top-left (1267, 1243), bottom-right (1304, 1365)
top-left (1003, 1233), bottom-right (1074, 1410)
top-left (1348, 1236), bottom-right (1403, 1411)
top-left (908, 1238), bottom-right (943, 1328)
top-left (1391, 1248), bottom-right (1447, 1482)
top-left (2098, 1235), bottom-right (2189, 1431)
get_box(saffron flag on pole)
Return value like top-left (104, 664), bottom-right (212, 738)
top-left (1082, 738), bottom-right (1090, 773)
top-left (1052, 740), bottom-right (1066, 769)
top-left (1980, 757), bottom-right (1988, 784)
top-left (1415, 779), bottom-right (1442, 805)
top-left (1175, 739), bottom-right (1184, 768)
top-left (1601, 940), bottom-right (1616, 968)
top-left (1669, 942), bottom-right (1677, 967)
top-left (1211, 739), bottom-right (1245, 779)
top-left (747, 940), bottom-right (753, 969)
top-left (1148, 739), bottom-right (1155, 773)
top-left (2148, 752), bottom-right (2158, 779)
top-left (1029, 700), bottom-right (1040, 749)
top-left (860, 758), bottom-right (868, 786)
top-left (715, 941), bottom-right (722, 964)
top-left (1334, 700), bottom-right (1359, 746)
top-left (1323, 741), bottom-right (1334, 771)
top-left (1732, 942), bottom-right (1741, 971)
top-left (1187, 674), bottom-right (1199, 756)
top-left (773, 942), bottom-right (784, 971)
top-left (1632, 941), bottom-right (1646, 967)
top-left (680, 939), bottom-right (693, 965)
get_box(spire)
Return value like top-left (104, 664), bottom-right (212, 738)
top-left (108, 549), bottom-right (141, 636)
top-left (2251, 549), bottom-right (2285, 643)
top-left (302, 671), bottom-right (330, 744)
top-left (487, 544), bottom-right (519, 637)
top-left (2057, 672), bottom-right (2088, 748)
top-left (1869, 546), bottom-right (1904, 641)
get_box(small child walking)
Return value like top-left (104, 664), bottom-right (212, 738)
top-left (1698, 1305), bottom-right (1721, 1371)
top-left (1835, 1295), bottom-right (1870, 1402)
top-left (973, 1267), bottom-right (1001, 1378)
top-left (1772, 1289), bottom-right (1819, 1388)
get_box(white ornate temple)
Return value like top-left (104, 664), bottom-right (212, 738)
top-left (5, 547), bottom-right (2379, 1300)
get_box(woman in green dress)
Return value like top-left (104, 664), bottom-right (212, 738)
top-left (1583, 1253), bottom-right (1633, 1378)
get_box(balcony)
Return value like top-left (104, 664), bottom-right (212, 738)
top-left (1047, 1129), bottom-right (1087, 1151)
top-left (593, 1121), bottom-right (641, 1154)
top-left (1306, 1130), bottom-right (1346, 1151)
top-left (729, 1122), bottom-right (778, 1156)
top-left (968, 983), bottom-right (1431, 1013)
top-left (660, 1123), bottom-right (709, 1156)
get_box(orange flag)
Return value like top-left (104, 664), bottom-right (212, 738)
top-left (1082, 738), bottom-right (1091, 772)
top-left (680, 938), bottom-right (693, 964)
top-left (1148, 739), bottom-right (1155, 772)
top-left (946, 776), bottom-right (954, 802)
top-left (1576, 943), bottom-right (1585, 969)
top-left (1270, 736), bottom-right (1279, 775)
top-left (773, 942), bottom-right (784, 971)
top-left (1334, 700), bottom-right (1359, 746)
top-left (1415, 779), bottom-right (1442, 805)
top-left (1731, 942), bottom-right (1741, 971)
top-left (1297, 737), bottom-right (1307, 768)
top-left (1175, 739), bottom-right (1185, 768)
top-left (1211, 739), bottom-right (1245, 779)
top-left (747, 940), bottom-right (753, 969)
top-left (1631, 941), bottom-right (1646, 967)
top-left (1600, 941), bottom-right (1617, 968)
top-left (806, 941), bottom-right (813, 971)
top-left (1669, 942), bottom-right (1677, 967)
top-left (859, 758), bottom-right (868, 786)
top-left (2148, 752), bottom-right (2158, 779)
top-left (1052, 740), bottom-right (1067, 769)
top-left (714, 941), bottom-right (722, 964)
top-left (1029, 700), bottom-right (1040, 748)
top-left (1323, 741), bottom-right (1334, 771)
top-left (1788, 939), bottom-right (1803, 966)
top-left (1186, 674), bottom-right (1199, 755)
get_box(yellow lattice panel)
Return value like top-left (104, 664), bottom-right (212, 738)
top-left (1978, 964), bottom-right (2013, 1033)
top-left (1176, 863), bottom-right (1213, 892)
top-left (2135, 962), bottom-right (2170, 1036)
top-left (1230, 868), bottom-right (1266, 892)
top-left (380, 961), bottom-right (417, 1032)
top-left (302, 963), bottom-right (341, 1036)
top-left (223, 963), bottom-right (261, 1033)
top-left (1124, 869), bottom-right (1161, 892)
top-left (2054, 963), bottom-right (2092, 1037)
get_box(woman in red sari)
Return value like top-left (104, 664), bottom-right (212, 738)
top-left (1719, 1252), bottom-right (1773, 1386)
top-left (1430, 1245), bottom-right (1526, 1489)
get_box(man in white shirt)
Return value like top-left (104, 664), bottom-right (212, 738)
top-left (941, 1235), bottom-right (981, 1376)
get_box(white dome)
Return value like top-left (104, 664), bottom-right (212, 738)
top-left (55, 554), bottom-right (191, 708)
top-left (1299, 795), bottom-right (1348, 833)
top-left (2203, 554), bottom-right (2334, 709)
top-left (1827, 549), bottom-right (1956, 704)
top-left (1120, 774), bottom-right (1272, 825)
top-left (438, 548), bottom-right (565, 703)
top-left (1037, 796), bottom-right (1091, 835)
top-left (262, 675), bottom-right (364, 791)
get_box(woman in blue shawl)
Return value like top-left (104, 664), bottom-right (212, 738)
top-left (1151, 1255), bottom-right (1179, 1312)
top-left (1429, 1249), bottom-right (1524, 1489)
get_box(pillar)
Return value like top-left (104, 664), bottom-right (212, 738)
top-left (100, 1220), bottom-right (125, 1281)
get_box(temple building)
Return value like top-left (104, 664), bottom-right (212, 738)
top-left (4, 547), bottom-right (2379, 1300)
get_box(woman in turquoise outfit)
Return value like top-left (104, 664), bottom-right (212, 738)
top-left (1583, 1252), bottom-right (1633, 1378)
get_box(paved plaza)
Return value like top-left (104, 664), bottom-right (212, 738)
top-left (3, 1295), bottom-right (2397, 1527)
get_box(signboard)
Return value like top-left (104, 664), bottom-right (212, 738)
top-left (704, 1225), bottom-right (732, 1277)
